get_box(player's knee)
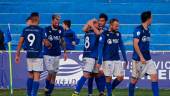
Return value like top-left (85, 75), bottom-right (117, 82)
top-left (33, 74), bottom-right (40, 81)
top-left (130, 77), bottom-right (138, 84)
top-left (117, 76), bottom-right (124, 81)
top-left (150, 74), bottom-right (158, 82)
top-left (106, 76), bottom-right (112, 82)
top-left (83, 72), bottom-right (90, 78)
top-left (28, 72), bottom-right (34, 78)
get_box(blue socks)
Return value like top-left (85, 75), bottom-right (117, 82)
top-left (45, 79), bottom-right (50, 90)
top-left (27, 78), bottom-right (33, 96)
top-left (98, 75), bottom-right (106, 93)
top-left (88, 77), bottom-right (94, 94)
top-left (32, 81), bottom-right (39, 96)
top-left (48, 83), bottom-right (55, 94)
top-left (128, 83), bottom-right (136, 96)
top-left (152, 82), bottom-right (159, 96)
top-left (75, 76), bottom-right (87, 93)
top-left (106, 82), bottom-right (112, 96)
top-left (112, 78), bottom-right (122, 90)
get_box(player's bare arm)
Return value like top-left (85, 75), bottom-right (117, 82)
top-left (134, 38), bottom-right (146, 64)
top-left (61, 37), bottom-right (68, 61)
top-left (15, 37), bottom-right (24, 64)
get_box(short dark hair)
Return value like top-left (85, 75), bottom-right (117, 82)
top-left (26, 16), bottom-right (31, 22)
top-left (99, 13), bottom-right (108, 21)
top-left (110, 18), bottom-right (119, 24)
top-left (141, 11), bottom-right (152, 23)
top-left (30, 12), bottom-right (39, 17)
top-left (63, 20), bottom-right (71, 28)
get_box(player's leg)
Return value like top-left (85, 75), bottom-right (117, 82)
top-left (87, 75), bottom-right (94, 96)
top-left (103, 61), bottom-right (113, 96)
top-left (27, 72), bottom-right (33, 96)
top-left (147, 60), bottom-right (159, 96)
top-left (32, 71), bottom-right (41, 96)
top-left (128, 60), bottom-right (140, 96)
top-left (97, 71), bottom-right (106, 95)
top-left (95, 70), bottom-right (106, 96)
top-left (106, 76), bottom-right (112, 96)
top-left (112, 61), bottom-right (124, 90)
top-left (47, 56), bottom-right (60, 95)
top-left (72, 58), bottom-right (95, 96)
top-left (32, 59), bottom-right (44, 96)
top-left (26, 59), bottom-right (34, 96)
top-left (44, 55), bottom-right (54, 95)
top-left (128, 77), bottom-right (138, 96)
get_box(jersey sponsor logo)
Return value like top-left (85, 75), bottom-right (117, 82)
top-left (142, 36), bottom-right (150, 42)
top-left (107, 39), bottom-right (112, 44)
top-left (107, 38), bottom-right (119, 44)
top-left (48, 35), bottom-right (60, 41)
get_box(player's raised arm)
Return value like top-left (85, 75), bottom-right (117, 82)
top-left (88, 19), bottom-right (101, 35)
top-left (133, 30), bottom-right (146, 64)
top-left (15, 37), bottom-right (24, 64)
top-left (83, 20), bottom-right (91, 32)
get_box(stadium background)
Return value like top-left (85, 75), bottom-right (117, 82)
top-left (0, 0), bottom-right (170, 94)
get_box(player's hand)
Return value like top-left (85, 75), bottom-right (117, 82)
top-left (95, 64), bottom-right (101, 69)
top-left (88, 20), bottom-right (94, 27)
top-left (48, 43), bottom-right (52, 49)
top-left (15, 55), bottom-right (20, 64)
top-left (140, 57), bottom-right (146, 64)
top-left (124, 61), bottom-right (128, 69)
top-left (64, 53), bottom-right (67, 61)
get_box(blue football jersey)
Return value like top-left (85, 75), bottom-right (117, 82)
top-left (99, 31), bottom-right (124, 61)
top-left (21, 25), bottom-right (45, 58)
top-left (132, 25), bottom-right (151, 61)
top-left (44, 26), bottom-right (64, 56)
top-left (99, 25), bottom-right (109, 31)
top-left (83, 30), bottom-right (99, 59)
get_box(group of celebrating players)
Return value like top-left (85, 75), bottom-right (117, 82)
top-left (14, 11), bottom-right (159, 96)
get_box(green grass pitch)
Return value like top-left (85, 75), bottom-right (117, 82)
top-left (0, 88), bottom-right (170, 96)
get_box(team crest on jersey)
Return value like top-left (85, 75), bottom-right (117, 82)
top-left (137, 31), bottom-right (140, 36)
top-left (59, 30), bottom-right (61, 33)
top-left (116, 33), bottom-right (119, 36)
top-left (49, 31), bottom-right (52, 33)
top-left (107, 34), bottom-right (109, 37)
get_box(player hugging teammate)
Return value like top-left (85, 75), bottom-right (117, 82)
top-left (14, 11), bottom-right (159, 96)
